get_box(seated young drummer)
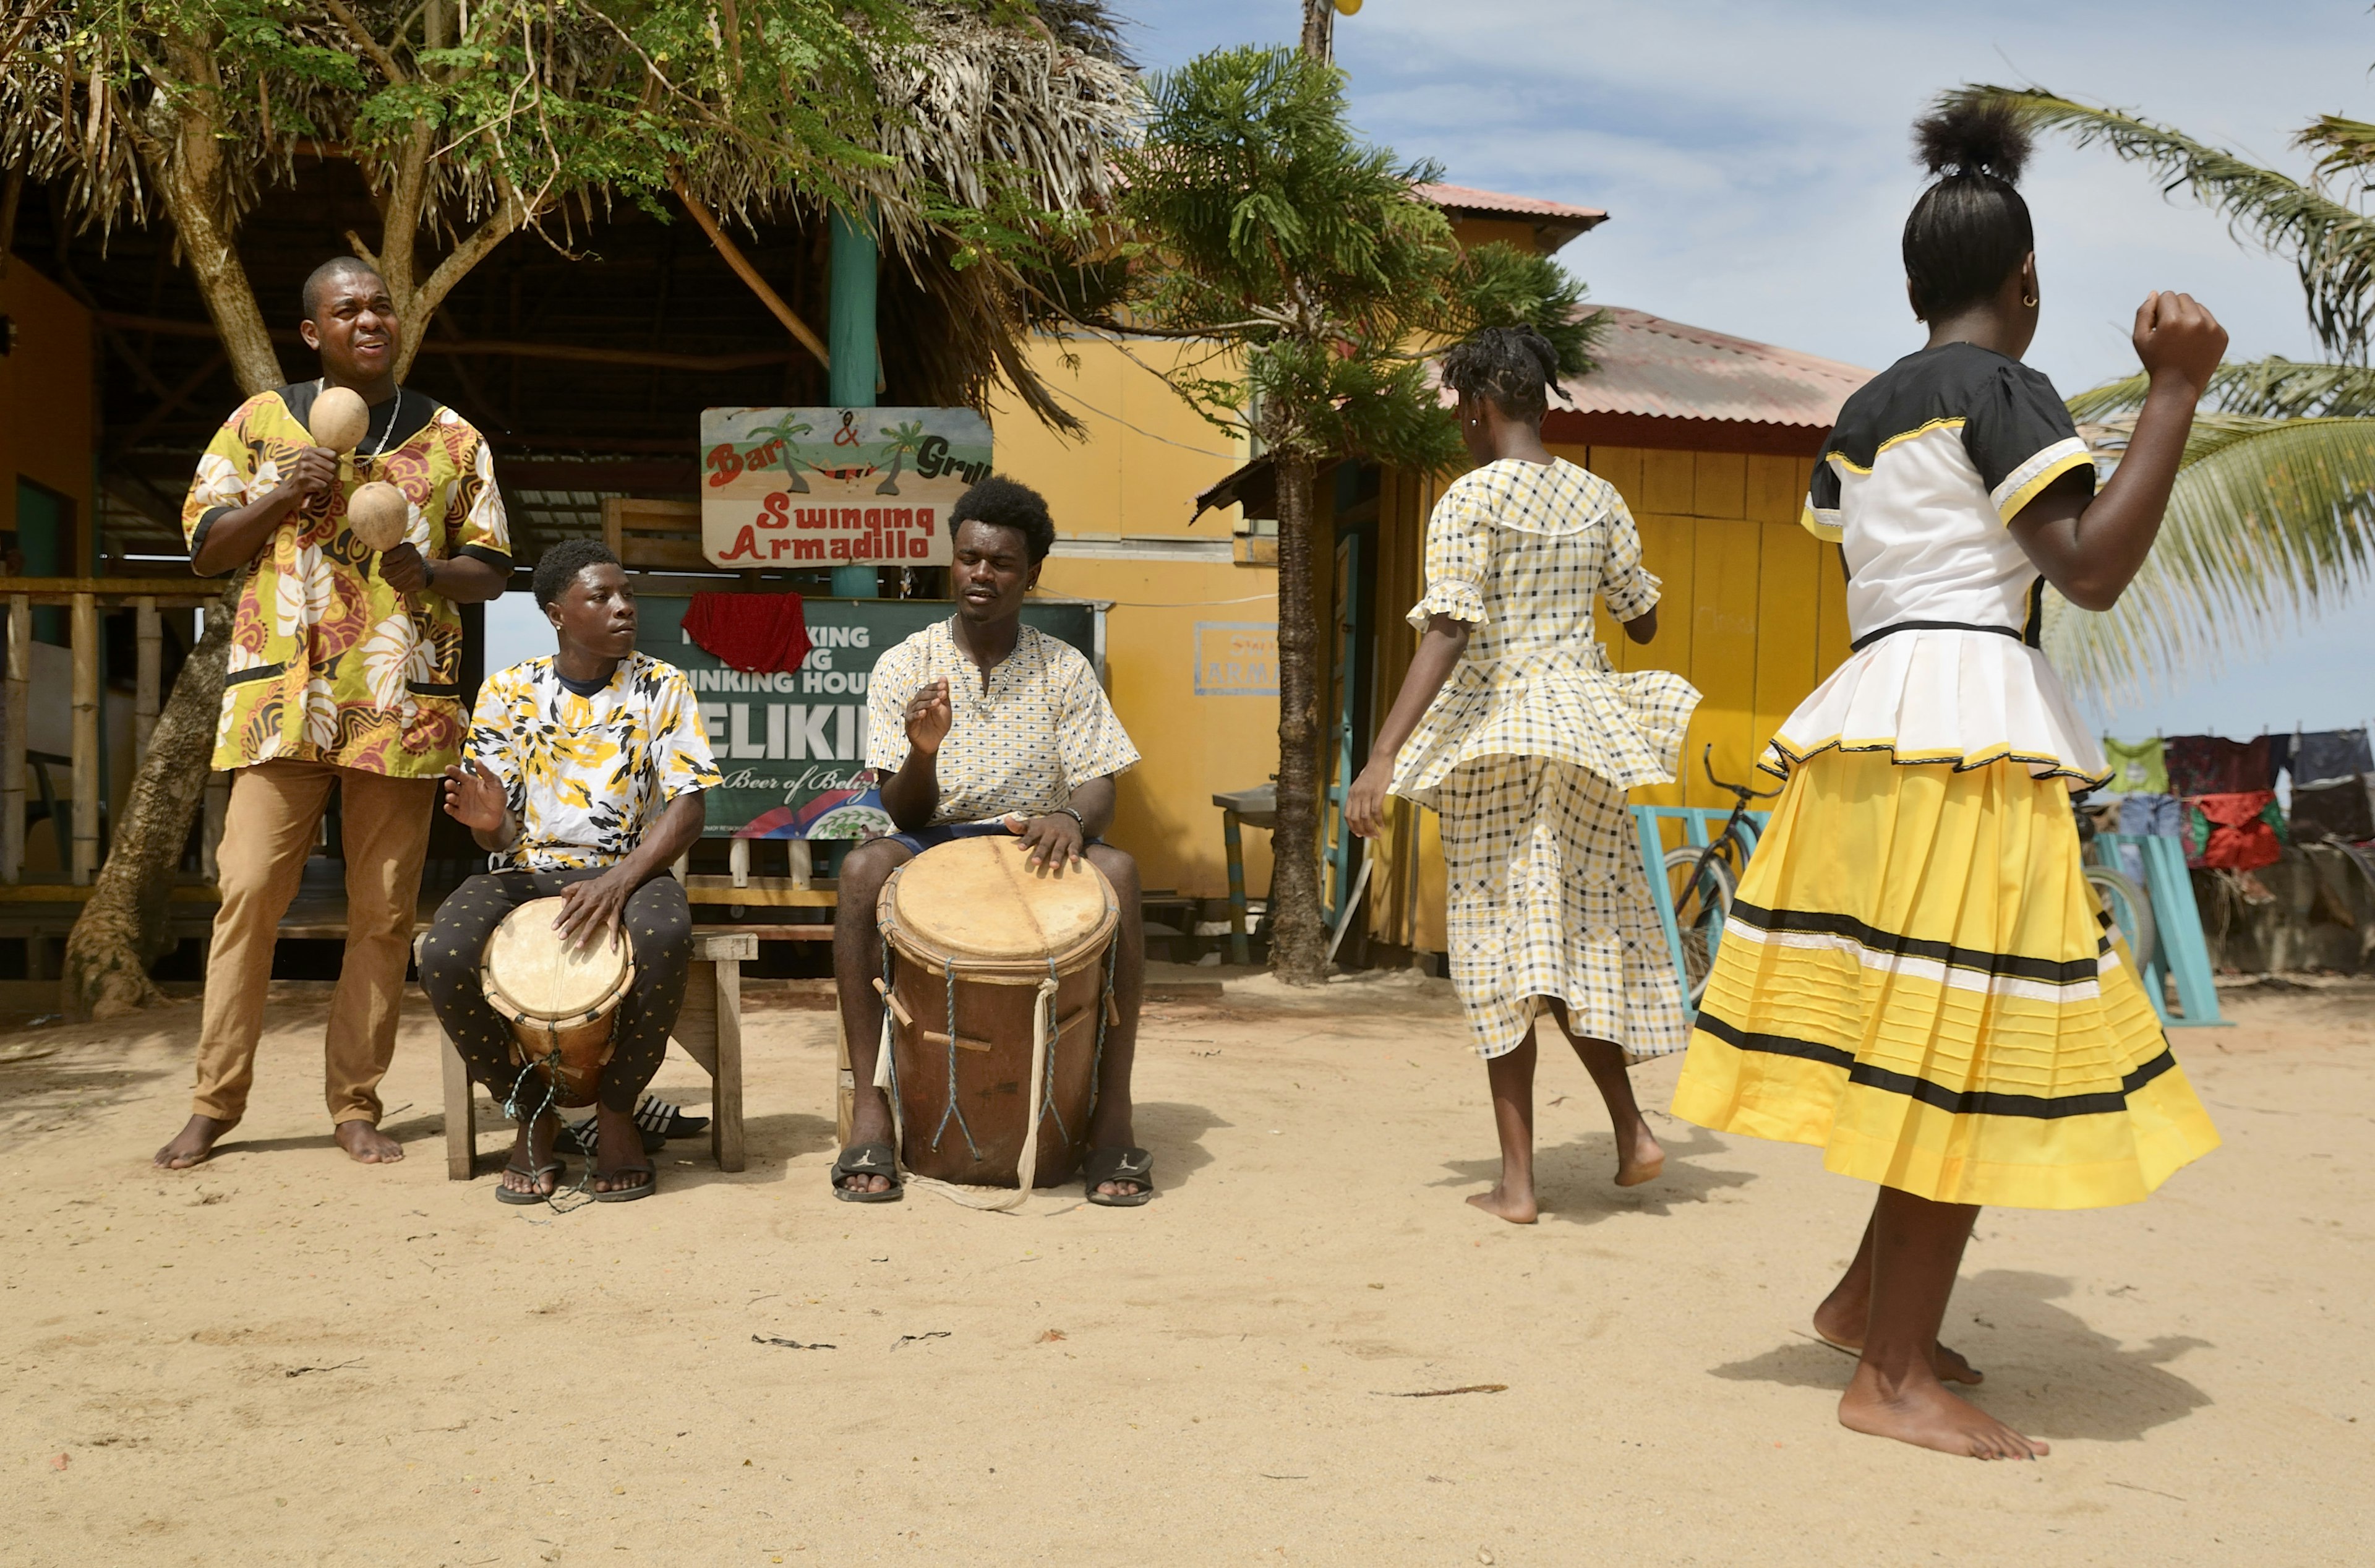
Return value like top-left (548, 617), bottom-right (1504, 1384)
top-left (832, 476), bottom-right (1152, 1206)
top-left (421, 540), bottom-right (723, 1204)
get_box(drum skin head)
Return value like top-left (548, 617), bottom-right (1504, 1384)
top-left (481, 896), bottom-right (633, 1024)
top-left (891, 835), bottom-right (1115, 966)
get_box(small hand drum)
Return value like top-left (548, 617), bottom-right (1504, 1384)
top-left (480, 897), bottom-right (635, 1108)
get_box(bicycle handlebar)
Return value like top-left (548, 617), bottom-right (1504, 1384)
top-left (1702, 743), bottom-right (1782, 803)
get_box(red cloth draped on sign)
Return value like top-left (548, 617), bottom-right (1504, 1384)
top-left (680, 592), bottom-right (813, 675)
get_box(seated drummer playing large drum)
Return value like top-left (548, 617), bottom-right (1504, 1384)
top-left (421, 540), bottom-right (722, 1203)
top-left (834, 477), bottom-right (1152, 1206)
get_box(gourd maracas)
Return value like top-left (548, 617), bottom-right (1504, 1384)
top-left (306, 387), bottom-right (409, 553)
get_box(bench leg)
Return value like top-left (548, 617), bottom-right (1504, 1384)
top-left (441, 1030), bottom-right (476, 1180)
top-left (1223, 811), bottom-right (1250, 966)
top-left (711, 958), bottom-right (745, 1172)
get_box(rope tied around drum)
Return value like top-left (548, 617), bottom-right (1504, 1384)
top-left (503, 1022), bottom-right (594, 1212)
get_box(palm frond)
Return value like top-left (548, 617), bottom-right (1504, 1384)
top-left (1956, 85), bottom-right (2375, 362)
top-left (2045, 416), bottom-right (2375, 696)
top-left (2298, 113), bottom-right (2375, 190)
top-left (2068, 358), bottom-right (2375, 421)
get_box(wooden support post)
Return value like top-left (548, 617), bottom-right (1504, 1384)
top-left (789, 838), bottom-right (813, 891)
top-left (3, 593), bottom-right (25, 883)
top-left (729, 836), bottom-right (750, 888)
top-left (711, 956), bottom-right (745, 1172)
top-left (134, 598), bottom-right (161, 762)
top-left (69, 593), bottom-right (98, 885)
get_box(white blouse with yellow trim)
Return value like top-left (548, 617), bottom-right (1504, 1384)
top-left (1774, 341), bottom-right (2108, 787)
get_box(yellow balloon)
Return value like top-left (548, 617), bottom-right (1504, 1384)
top-left (1333, 0), bottom-right (1361, 14)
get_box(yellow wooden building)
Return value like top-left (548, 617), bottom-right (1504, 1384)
top-left (993, 185), bottom-right (1875, 960)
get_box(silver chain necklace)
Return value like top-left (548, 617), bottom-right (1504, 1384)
top-left (323, 379), bottom-right (405, 459)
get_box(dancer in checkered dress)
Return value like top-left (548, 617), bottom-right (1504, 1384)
top-left (1348, 325), bottom-right (1701, 1224)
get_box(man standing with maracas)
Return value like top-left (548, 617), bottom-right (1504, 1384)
top-left (156, 257), bottom-right (512, 1170)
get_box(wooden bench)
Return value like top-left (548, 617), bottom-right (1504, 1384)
top-left (426, 929), bottom-right (758, 1180)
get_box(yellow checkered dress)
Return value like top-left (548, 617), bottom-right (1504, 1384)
top-left (1389, 459), bottom-right (1701, 1061)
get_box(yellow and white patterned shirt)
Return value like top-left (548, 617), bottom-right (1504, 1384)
top-left (865, 619), bottom-right (1137, 826)
top-left (466, 653), bottom-right (723, 871)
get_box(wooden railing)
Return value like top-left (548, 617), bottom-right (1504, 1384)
top-left (1, 577), bottom-right (220, 886)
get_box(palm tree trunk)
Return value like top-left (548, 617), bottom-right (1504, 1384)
top-left (62, 586), bottom-right (235, 1017)
top-left (1269, 452), bottom-right (1327, 984)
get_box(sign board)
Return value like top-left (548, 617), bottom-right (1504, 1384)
top-left (1192, 621), bottom-right (1280, 696)
top-left (638, 596), bottom-right (1099, 839)
top-left (698, 406), bottom-right (992, 569)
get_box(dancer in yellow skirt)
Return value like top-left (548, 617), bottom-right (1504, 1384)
top-left (1350, 326), bottom-right (1700, 1223)
top-left (1669, 101), bottom-right (2226, 1460)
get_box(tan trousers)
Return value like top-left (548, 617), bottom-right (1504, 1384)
top-left (191, 760), bottom-right (436, 1125)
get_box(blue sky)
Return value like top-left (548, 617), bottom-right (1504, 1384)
top-left (1108, 0), bottom-right (2375, 741)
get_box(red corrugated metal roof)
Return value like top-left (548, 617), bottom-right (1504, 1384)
top-left (1415, 182), bottom-right (1610, 227)
top-left (1463, 306), bottom-right (1872, 429)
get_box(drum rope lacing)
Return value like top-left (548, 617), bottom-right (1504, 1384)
top-left (491, 935), bottom-right (614, 1213)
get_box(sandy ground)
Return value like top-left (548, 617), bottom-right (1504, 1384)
top-left (2, 968), bottom-right (2370, 1567)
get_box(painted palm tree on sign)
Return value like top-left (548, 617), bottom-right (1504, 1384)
top-left (875, 421), bottom-right (930, 495)
top-left (1956, 86), bottom-right (2375, 698)
top-left (751, 418), bottom-right (818, 492)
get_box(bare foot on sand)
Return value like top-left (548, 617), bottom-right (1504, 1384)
top-left (1812, 1300), bottom-right (1982, 1384)
top-left (1839, 1365), bottom-right (2046, 1459)
top-left (335, 1120), bottom-right (404, 1163)
top-left (1466, 1181), bottom-right (1539, 1224)
top-left (153, 1115), bottom-right (235, 1170)
top-left (1614, 1120), bottom-right (1664, 1187)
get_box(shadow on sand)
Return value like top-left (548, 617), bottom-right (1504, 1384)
top-left (1431, 1124), bottom-right (1757, 1225)
top-left (1708, 1267), bottom-right (2213, 1442)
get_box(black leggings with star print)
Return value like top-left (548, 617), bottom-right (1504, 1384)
top-left (419, 870), bottom-right (691, 1115)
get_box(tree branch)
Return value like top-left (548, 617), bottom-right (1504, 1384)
top-left (318, 0), bottom-right (407, 85)
top-left (669, 171), bottom-right (831, 371)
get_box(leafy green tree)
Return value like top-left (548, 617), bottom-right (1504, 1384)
top-left (2, 1), bottom-right (1132, 1015)
top-left (1114, 45), bottom-right (1594, 983)
top-left (1958, 85), bottom-right (2375, 697)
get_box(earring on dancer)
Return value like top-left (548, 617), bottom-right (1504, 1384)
top-left (2022, 292), bottom-right (2039, 307)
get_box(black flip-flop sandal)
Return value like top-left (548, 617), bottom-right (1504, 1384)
top-left (1083, 1147), bottom-right (1155, 1207)
top-left (593, 1163), bottom-right (657, 1203)
top-left (495, 1160), bottom-right (565, 1206)
top-left (561, 1118), bottom-right (665, 1157)
top-left (831, 1142), bottom-right (904, 1203)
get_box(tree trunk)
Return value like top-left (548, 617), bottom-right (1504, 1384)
top-left (64, 34), bottom-right (276, 1017)
top-left (1268, 452), bottom-right (1329, 985)
top-left (62, 587), bottom-right (234, 1018)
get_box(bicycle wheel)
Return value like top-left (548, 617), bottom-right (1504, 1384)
top-left (1661, 845), bottom-right (1739, 1008)
top-left (2085, 865), bottom-right (2158, 974)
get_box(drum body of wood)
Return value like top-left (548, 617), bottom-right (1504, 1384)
top-left (480, 896), bottom-right (635, 1109)
top-left (878, 836), bottom-right (1118, 1188)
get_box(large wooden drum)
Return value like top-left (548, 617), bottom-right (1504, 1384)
top-left (480, 896), bottom-right (635, 1108)
top-left (877, 836), bottom-right (1118, 1188)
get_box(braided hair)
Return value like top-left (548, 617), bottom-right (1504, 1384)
top-left (1440, 324), bottom-right (1568, 424)
top-left (1903, 98), bottom-right (2035, 321)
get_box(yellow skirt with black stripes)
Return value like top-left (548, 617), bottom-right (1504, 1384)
top-left (1669, 749), bottom-right (2219, 1209)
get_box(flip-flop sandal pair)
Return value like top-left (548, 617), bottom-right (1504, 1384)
top-left (1084, 1147), bottom-right (1155, 1207)
top-left (495, 1160), bottom-right (565, 1206)
top-left (831, 1141), bottom-right (904, 1202)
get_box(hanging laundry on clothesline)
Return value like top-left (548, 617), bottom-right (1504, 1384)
top-left (2164, 734), bottom-right (2276, 798)
top-left (2100, 735), bottom-right (2168, 795)
top-left (2183, 790), bottom-right (2287, 872)
top-left (2284, 727), bottom-right (2373, 787)
top-left (2288, 772), bottom-right (2375, 844)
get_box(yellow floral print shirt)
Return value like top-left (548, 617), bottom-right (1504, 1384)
top-left (181, 382), bottom-right (511, 776)
top-left (865, 618), bottom-right (1139, 825)
top-left (466, 653), bottom-right (723, 872)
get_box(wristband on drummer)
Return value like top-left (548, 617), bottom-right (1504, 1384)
top-left (1053, 805), bottom-right (1087, 837)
